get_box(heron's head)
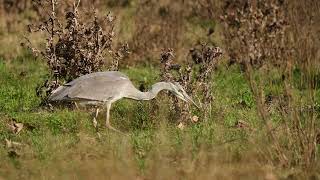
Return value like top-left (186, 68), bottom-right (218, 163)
top-left (169, 82), bottom-right (199, 108)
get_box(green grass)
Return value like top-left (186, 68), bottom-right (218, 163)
top-left (0, 53), bottom-right (318, 179)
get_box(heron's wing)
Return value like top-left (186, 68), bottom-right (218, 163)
top-left (49, 71), bottom-right (131, 101)
top-left (65, 71), bottom-right (129, 86)
top-left (67, 78), bottom-right (129, 101)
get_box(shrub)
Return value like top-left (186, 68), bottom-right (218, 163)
top-left (24, 0), bottom-right (129, 101)
top-left (220, 0), bottom-right (319, 168)
top-left (159, 44), bottom-right (222, 123)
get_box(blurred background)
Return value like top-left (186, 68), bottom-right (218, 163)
top-left (0, 0), bottom-right (221, 65)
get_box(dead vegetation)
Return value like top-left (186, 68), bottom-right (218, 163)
top-left (220, 0), bottom-right (319, 168)
top-left (23, 0), bottom-right (129, 101)
top-left (160, 44), bottom-right (222, 123)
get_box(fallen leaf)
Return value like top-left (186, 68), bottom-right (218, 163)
top-left (7, 124), bottom-right (16, 133)
top-left (5, 138), bottom-right (12, 148)
top-left (177, 122), bottom-right (185, 130)
top-left (191, 115), bottom-right (199, 123)
top-left (5, 138), bottom-right (23, 148)
top-left (7, 119), bottom-right (24, 134)
top-left (14, 123), bottom-right (24, 134)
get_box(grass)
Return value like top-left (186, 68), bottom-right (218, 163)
top-left (1, 49), bottom-right (320, 180)
top-left (5, 60), bottom-right (320, 179)
top-left (0, 52), bottom-right (288, 179)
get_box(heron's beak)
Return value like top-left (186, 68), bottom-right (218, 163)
top-left (176, 91), bottom-right (200, 109)
top-left (183, 93), bottom-right (200, 109)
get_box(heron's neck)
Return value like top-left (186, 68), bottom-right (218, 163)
top-left (129, 82), bottom-right (173, 100)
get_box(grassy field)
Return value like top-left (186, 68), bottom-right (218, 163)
top-left (0, 52), bottom-right (279, 179)
top-left (0, 0), bottom-right (319, 179)
top-left (1, 52), bottom-right (318, 179)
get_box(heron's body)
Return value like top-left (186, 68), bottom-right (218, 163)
top-left (49, 71), bottom-right (198, 133)
top-left (50, 71), bottom-right (130, 103)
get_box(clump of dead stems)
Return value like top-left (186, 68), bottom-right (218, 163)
top-left (24, 0), bottom-right (129, 101)
top-left (220, 0), bottom-right (319, 168)
top-left (160, 44), bottom-right (222, 123)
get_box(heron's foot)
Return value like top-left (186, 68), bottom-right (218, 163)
top-left (92, 108), bottom-right (100, 132)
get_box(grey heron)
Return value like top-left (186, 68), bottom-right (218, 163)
top-left (49, 71), bottom-right (198, 133)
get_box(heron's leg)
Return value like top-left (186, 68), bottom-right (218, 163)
top-left (93, 108), bottom-right (102, 138)
top-left (105, 103), bottom-right (123, 134)
top-left (93, 108), bottom-right (99, 129)
top-left (74, 102), bottom-right (80, 110)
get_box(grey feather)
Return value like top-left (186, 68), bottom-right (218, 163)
top-left (49, 71), bottom-right (130, 102)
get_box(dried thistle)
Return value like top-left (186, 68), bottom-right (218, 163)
top-left (24, 0), bottom-right (127, 102)
top-left (109, 43), bottom-right (130, 71)
top-left (189, 44), bottom-right (222, 120)
top-left (160, 44), bottom-right (222, 123)
top-left (220, 0), bottom-right (288, 69)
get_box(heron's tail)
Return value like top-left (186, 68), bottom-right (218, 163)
top-left (48, 86), bottom-right (68, 101)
